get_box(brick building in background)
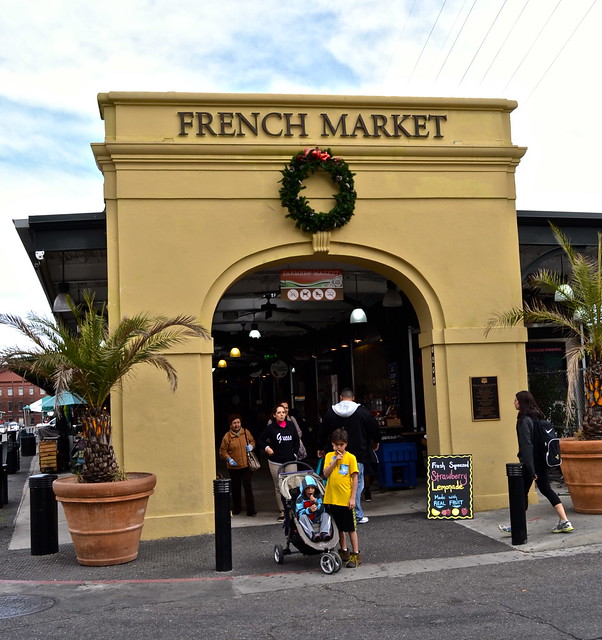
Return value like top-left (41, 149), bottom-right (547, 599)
top-left (0, 368), bottom-right (46, 424)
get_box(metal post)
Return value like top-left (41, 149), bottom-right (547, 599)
top-left (29, 473), bottom-right (59, 555)
top-left (506, 463), bottom-right (527, 545)
top-left (213, 477), bottom-right (232, 572)
top-left (1, 465), bottom-right (8, 506)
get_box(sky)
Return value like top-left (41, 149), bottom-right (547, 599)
top-left (1, 0), bottom-right (600, 348)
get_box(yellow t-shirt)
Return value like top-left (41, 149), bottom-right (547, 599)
top-left (323, 450), bottom-right (359, 507)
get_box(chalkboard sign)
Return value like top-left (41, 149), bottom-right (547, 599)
top-left (470, 376), bottom-right (500, 421)
top-left (427, 455), bottom-right (473, 519)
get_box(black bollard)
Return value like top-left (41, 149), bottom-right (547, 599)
top-left (506, 463), bottom-right (527, 545)
top-left (1, 463), bottom-right (7, 506)
top-left (213, 477), bottom-right (232, 572)
top-left (29, 473), bottom-right (59, 555)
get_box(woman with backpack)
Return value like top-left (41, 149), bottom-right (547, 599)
top-left (499, 390), bottom-right (574, 536)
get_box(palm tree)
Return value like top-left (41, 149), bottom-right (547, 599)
top-left (0, 294), bottom-right (210, 481)
top-left (486, 223), bottom-right (602, 440)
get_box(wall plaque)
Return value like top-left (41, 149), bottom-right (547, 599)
top-left (470, 376), bottom-right (500, 421)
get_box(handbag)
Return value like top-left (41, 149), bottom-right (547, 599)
top-left (243, 430), bottom-right (261, 471)
top-left (247, 450), bottom-right (261, 471)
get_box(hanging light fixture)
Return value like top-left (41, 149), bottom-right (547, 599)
top-left (229, 347), bottom-right (241, 358)
top-left (53, 252), bottom-right (72, 313)
top-left (350, 274), bottom-right (367, 324)
top-left (382, 280), bottom-right (402, 308)
top-left (217, 359), bottom-right (227, 368)
top-left (249, 322), bottom-right (261, 339)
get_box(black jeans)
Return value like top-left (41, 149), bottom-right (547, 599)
top-left (228, 467), bottom-right (255, 514)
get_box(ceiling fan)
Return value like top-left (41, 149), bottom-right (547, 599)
top-left (259, 293), bottom-right (301, 319)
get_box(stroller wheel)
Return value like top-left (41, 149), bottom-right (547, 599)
top-left (274, 544), bottom-right (284, 564)
top-left (332, 552), bottom-right (343, 572)
top-left (320, 553), bottom-right (337, 575)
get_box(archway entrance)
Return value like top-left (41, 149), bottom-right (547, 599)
top-left (212, 260), bottom-right (427, 515)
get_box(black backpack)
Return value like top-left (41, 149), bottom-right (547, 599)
top-left (533, 418), bottom-right (562, 467)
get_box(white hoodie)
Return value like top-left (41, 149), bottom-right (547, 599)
top-left (332, 400), bottom-right (360, 418)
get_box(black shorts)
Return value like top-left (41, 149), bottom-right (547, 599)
top-left (326, 504), bottom-right (356, 533)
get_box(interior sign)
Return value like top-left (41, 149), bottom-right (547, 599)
top-left (280, 270), bottom-right (343, 302)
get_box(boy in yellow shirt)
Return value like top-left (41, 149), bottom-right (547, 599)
top-left (323, 428), bottom-right (360, 568)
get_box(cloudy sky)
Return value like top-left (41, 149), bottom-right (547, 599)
top-left (1, 0), bottom-right (600, 346)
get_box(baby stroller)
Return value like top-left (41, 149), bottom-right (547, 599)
top-left (273, 461), bottom-right (342, 574)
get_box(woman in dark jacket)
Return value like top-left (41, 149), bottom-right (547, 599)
top-left (258, 404), bottom-right (299, 521)
top-left (499, 390), bottom-right (573, 535)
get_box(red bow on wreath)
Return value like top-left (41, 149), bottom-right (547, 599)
top-left (300, 148), bottom-right (331, 162)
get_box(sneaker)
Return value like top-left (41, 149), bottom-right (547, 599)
top-left (320, 532), bottom-right (332, 542)
top-left (277, 512), bottom-right (285, 522)
top-left (312, 533), bottom-right (321, 542)
top-left (364, 488), bottom-right (372, 502)
top-left (358, 516), bottom-right (369, 524)
top-left (338, 548), bottom-right (350, 562)
top-left (498, 524), bottom-right (512, 536)
top-left (345, 552), bottom-right (361, 568)
top-left (551, 520), bottom-right (574, 533)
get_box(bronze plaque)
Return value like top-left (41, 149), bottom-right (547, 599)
top-left (470, 376), bottom-right (500, 421)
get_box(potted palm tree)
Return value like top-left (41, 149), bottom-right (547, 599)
top-left (0, 293), bottom-right (209, 564)
top-left (487, 223), bottom-right (602, 513)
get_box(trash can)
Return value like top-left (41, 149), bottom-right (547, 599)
top-left (6, 440), bottom-right (20, 474)
top-left (20, 432), bottom-right (37, 457)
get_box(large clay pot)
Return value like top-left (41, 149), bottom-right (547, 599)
top-left (560, 438), bottom-right (602, 514)
top-left (53, 472), bottom-right (156, 566)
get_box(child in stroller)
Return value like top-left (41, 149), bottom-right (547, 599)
top-left (295, 475), bottom-right (332, 542)
top-left (273, 462), bottom-right (342, 574)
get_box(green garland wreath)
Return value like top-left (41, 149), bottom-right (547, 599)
top-left (279, 147), bottom-right (356, 234)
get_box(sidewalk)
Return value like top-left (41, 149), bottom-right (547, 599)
top-left (2, 453), bottom-right (601, 583)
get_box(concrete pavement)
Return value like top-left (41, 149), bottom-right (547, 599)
top-left (2, 451), bottom-right (602, 585)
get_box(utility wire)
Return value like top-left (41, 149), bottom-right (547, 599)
top-left (525, 0), bottom-right (597, 101)
top-left (503, 0), bottom-right (563, 90)
top-left (380, 0), bottom-right (418, 86)
top-left (460, 0), bottom-right (509, 85)
top-left (409, 0), bottom-right (448, 81)
top-left (435, 0), bottom-right (478, 81)
top-left (432, 0), bottom-right (470, 64)
top-left (479, 0), bottom-right (531, 86)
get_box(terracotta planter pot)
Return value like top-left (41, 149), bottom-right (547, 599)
top-left (560, 438), bottom-right (602, 514)
top-left (53, 472), bottom-right (156, 566)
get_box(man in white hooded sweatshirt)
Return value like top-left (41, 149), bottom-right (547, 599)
top-left (318, 388), bottom-right (381, 523)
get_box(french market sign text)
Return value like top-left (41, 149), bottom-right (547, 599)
top-left (177, 111), bottom-right (447, 139)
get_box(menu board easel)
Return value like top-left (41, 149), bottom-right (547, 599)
top-left (427, 454), bottom-right (473, 519)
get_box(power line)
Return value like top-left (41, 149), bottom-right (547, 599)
top-left (380, 0), bottom-right (419, 86)
top-left (503, 0), bottom-right (563, 90)
top-left (409, 0), bottom-right (449, 81)
top-left (432, 0), bottom-right (471, 65)
top-left (479, 0), bottom-right (531, 86)
top-left (459, 0), bottom-right (509, 85)
top-left (435, 0), bottom-right (478, 81)
top-left (525, 0), bottom-right (597, 101)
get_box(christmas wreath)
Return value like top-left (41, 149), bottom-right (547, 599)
top-left (279, 147), bottom-right (356, 234)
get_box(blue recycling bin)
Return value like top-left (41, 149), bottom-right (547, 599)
top-left (377, 442), bottom-right (417, 489)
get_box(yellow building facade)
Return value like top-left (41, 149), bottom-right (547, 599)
top-left (92, 92), bottom-right (527, 539)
